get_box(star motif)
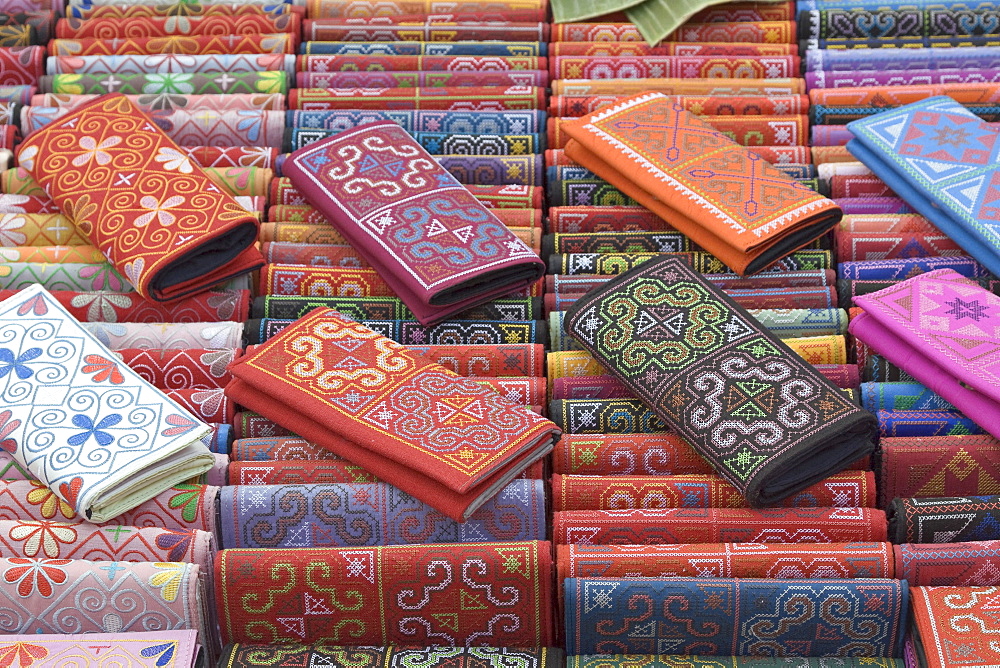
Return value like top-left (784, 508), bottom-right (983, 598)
top-left (944, 297), bottom-right (990, 322)
top-left (932, 126), bottom-right (971, 147)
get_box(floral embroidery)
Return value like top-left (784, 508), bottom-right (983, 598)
top-left (167, 485), bottom-right (205, 523)
top-left (80, 355), bottom-right (124, 384)
top-left (0, 348), bottom-right (40, 380)
top-left (135, 195), bottom-right (184, 227)
top-left (8, 521), bottom-right (77, 559)
top-left (25, 482), bottom-right (75, 520)
top-left (78, 264), bottom-right (125, 292)
top-left (153, 147), bottom-right (194, 174)
top-left (72, 135), bottom-right (121, 167)
top-left (140, 642), bottom-right (177, 667)
top-left (142, 73), bottom-right (194, 96)
top-left (69, 292), bottom-right (132, 322)
top-left (155, 530), bottom-right (194, 562)
top-left (16, 147), bottom-right (37, 172)
top-left (0, 641), bottom-right (48, 667)
top-left (0, 215), bottom-right (26, 246)
top-left (149, 563), bottom-right (185, 602)
top-left (2, 558), bottom-right (70, 597)
top-left (68, 414), bottom-right (122, 447)
top-left (0, 411), bottom-right (21, 454)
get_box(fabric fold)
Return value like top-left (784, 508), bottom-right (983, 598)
top-left (0, 285), bottom-right (214, 522)
top-left (17, 93), bottom-right (263, 301)
top-left (563, 255), bottom-right (877, 507)
top-left (560, 93), bottom-right (842, 275)
top-left (224, 307), bottom-right (559, 521)
top-left (284, 121), bottom-right (545, 325)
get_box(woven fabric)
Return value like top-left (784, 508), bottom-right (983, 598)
top-left (911, 586), bottom-right (1000, 668)
top-left (889, 496), bottom-right (1000, 543)
top-left (242, 317), bottom-right (545, 347)
top-left (0, 631), bottom-right (200, 667)
top-left (18, 94), bottom-right (262, 301)
top-left (561, 94), bottom-right (839, 274)
top-left (811, 82), bottom-right (1000, 108)
top-left (225, 307), bottom-right (558, 522)
top-left (228, 461), bottom-right (377, 484)
top-left (850, 269), bottom-right (1000, 438)
top-left (879, 435), bottom-right (1000, 504)
top-left (878, 410), bottom-right (984, 438)
top-left (81, 321), bottom-right (242, 351)
top-left (286, 127), bottom-right (545, 156)
top-left (0, 286), bottom-right (214, 522)
top-left (302, 21), bottom-right (546, 42)
top-left (566, 658), bottom-right (902, 667)
top-left (66, 2), bottom-right (293, 17)
top-left (552, 472), bottom-right (876, 510)
top-left (553, 508), bottom-right (888, 545)
top-left (838, 257), bottom-right (989, 281)
top-left (0, 479), bottom-right (218, 534)
top-left (48, 34), bottom-right (295, 56)
top-left (0, 289), bottom-right (248, 324)
top-left (42, 71), bottom-right (287, 94)
top-left (551, 56), bottom-right (798, 80)
top-left (548, 21), bottom-right (794, 44)
top-left (861, 382), bottom-right (956, 412)
top-left (549, 399), bottom-right (665, 434)
top-left (0, 46), bottom-right (43, 85)
top-left (301, 42), bottom-right (544, 56)
top-left (284, 122), bottom-right (544, 325)
top-left (846, 97), bottom-right (1000, 276)
top-left (895, 540), bottom-right (1000, 586)
top-left (219, 645), bottom-right (564, 668)
top-left (808, 45), bottom-right (1000, 71)
top-left (563, 255), bottom-right (875, 506)
top-left (218, 480), bottom-right (545, 549)
top-left (32, 92), bottom-right (286, 114)
top-left (289, 87), bottom-right (546, 111)
top-left (565, 577), bottom-right (908, 657)
top-left (253, 295), bottom-right (539, 323)
top-left (216, 541), bottom-right (554, 647)
top-left (551, 434), bottom-right (714, 476)
top-left (55, 14), bottom-right (298, 38)
top-left (801, 8), bottom-right (1000, 40)
top-left (557, 543), bottom-right (894, 581)
top-left (0, 557), bottom-right (204, 637)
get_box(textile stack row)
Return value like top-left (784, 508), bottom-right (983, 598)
top-left (0, 0), bottom-right (994, 667)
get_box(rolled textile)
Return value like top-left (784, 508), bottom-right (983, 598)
top-left (295, 70), bottom-right (548, 90)
top-left (285, 109), bottom-right (546, 135)
top-left (861, 382), bottom-right (956, 412)
top-left (32, 92), bottom-right (286, 113)
top-left (219, 645), bottom-right (563, 668)
top-left (0, 285), bottom-right (215, 522)
top-left (801, 7), bottom-right (1000, 40)
top-left (81, 321), bottom-right (242, 350)
top-left (838, 257), bottom-right (990, 280)
top-left (877, 410), bottom-right (984, 437)
top-left (845, 97), bottom-right (1000, 275)
top-left (0, 557), bottom-right (206, 640)
top-left (911, 586), bottom-right (1000, 668)
top-left (116, 348), bottom-right (234, 390)
top-left (548, 21), bottom-right (794, 44)
top-left (879, 435), bottom-right (1000, 504)
top-left (562, 255), bottom-right (875, 507)
top-left (567, 658), bottom-right (902, 667)
top-left (18, 94), bottom-right (262, 302)
top-left (0, 631), bottom-right (201, 668)
top-left (227, 460), bottom-right (380, 484)
top-left (44, 55), bottom-right (293, 76)
top-left (0, 46), bottom-right (43, 85)
top-left (560, 93), bottom-right (840, 275)
top-left (288, 87), bottom-right (546, 111)
top-left (0, 289), bottom-right (248, 323)
top-left (285, 127), bottom-right (545, 155)
top-left (253, 295), bottom-right (539, 324)
top-left (552, 471), bottom-right (876, 510)
top-left (557, 542), bottom-right (894, 581)
top-left (552, 433), bottom-right (713, 476)
top-left (564, 577), bottom-right (908, 657)
top-left (284, 122), bottom-right (544, 325)
top-left (243, 317), bottom-right (545, 347)
top-left (47, 34), bottom-right (296, 57)
top-left (224, 307), bottom-right (559, 522)
top-left (302, 21), bottom-right (547, 42)
top-left (55, 14), bottom-right (299, 38)
top-left (896, 540), bottom-right (1000, 585)
top-left (553, 507), bottom-right (888, 545)
top-left (889, 495), bottom-right (1000, 543)
top-left (67, 2), bottom-right (296, 16)
top-left (215, 541), bottom-right (554, 646)
top-left (301, 41), bottom-right (545, 56)
top-left (305, 0), bottom-right (546, 19)
top-left (850, 269), bottom-right (1000, 438)
top-left (218, 480), bottom-right (546, 548)
top-left (549, 56), bottom-right (799, 80)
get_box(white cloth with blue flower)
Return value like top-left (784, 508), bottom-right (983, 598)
top-left (0, 285), bottom-right (214, 522)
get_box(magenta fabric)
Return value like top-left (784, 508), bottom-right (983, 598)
top-left (850, 268), bottom-right (1000, 439)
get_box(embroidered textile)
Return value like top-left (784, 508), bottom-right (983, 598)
top-left (563, 255), bottom-right (875, 507)
top-left (218, 480), bottom-right (545, 549)
top-left (895, 540), bottom-right (1000, 586)
top-left (889, 496), bottom-right (1000, 543)
top-left (224, 308), bottom-right (559, 521)
top-left (0, 286), bottom-right (214, 521)
top-left (215, 541), bottom-right (554, 647)
top-left (557, 543), bottom-right (894, 581)
top-left (850, 269), bottom-right (1000, 438)
top-left (566, 656), bottom-right (903, 667)
top-left (553, 508), bottom-right (888, 545)
top-left (284, 122), bottom-right (544, 325)
top-left (218, 645), bottom-right (564, 668)
top-left (911, 586), bottom-right (1000, 668)
top-left (878, 435), bottom-right (1000, 504)
top-left (0, 631), bottom-right (200, 668)
top-left (17, 94), bottom-right (262, 301)
top-left (564, 577), bottom-right (908, 657)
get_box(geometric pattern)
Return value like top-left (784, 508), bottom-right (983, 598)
top-left (848, 97), bottom-right (1000, 276)
top-left (911, 586), bottom-right (1000, 668)
top-left (0, 631), bottom-right (200, 668)
top-left (564, 256), bottom-right (876, 507)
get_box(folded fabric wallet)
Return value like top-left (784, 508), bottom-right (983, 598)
top-left (17, 93), bottom-right (263, 301)
top-left (850, 268), bottom-right (1000, 439)
top-left (847, 95), bottom-right (1000, 277)
top-left (563, 255), bottom-right (877, 507)
top-left (0, 284), bottom-right (214, 522)
top-left (224, 306), bottom-right (560, 521)
top-left (283, 121), bottom-right (546, 325)
top-left (560, 92), bottom-right (842, 275)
